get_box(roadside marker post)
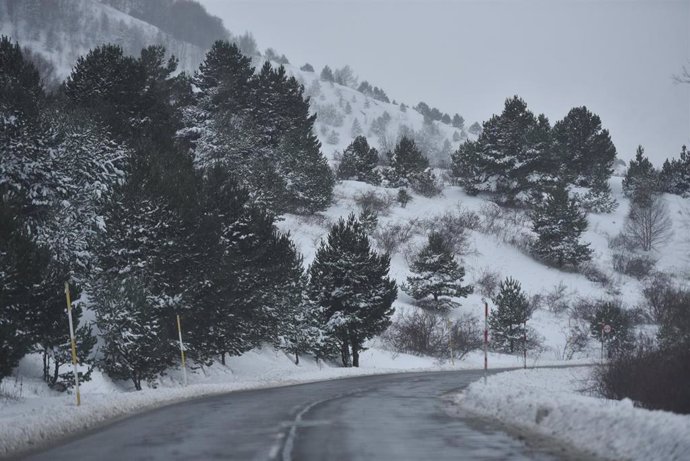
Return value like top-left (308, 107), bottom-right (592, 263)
top-left (177, 315), bottom-right (188, 387)
top-left (64, 282), bottom-right (81, 406)
top-left (448, 318), bottom-right (454, 366)
top-left (483, 300), bottom-right (488, 384)
top-left (523, 321), bottom-right (527, 369)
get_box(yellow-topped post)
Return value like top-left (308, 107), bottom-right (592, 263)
top-left (177, 315), bottom-right (187, 387)
top-left (64, 282), bottom-right (81, 406)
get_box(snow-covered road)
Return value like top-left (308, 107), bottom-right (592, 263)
top-left (17, 369), bottom-right (588, 461)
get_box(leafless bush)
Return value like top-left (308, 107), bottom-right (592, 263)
top-left (580, 262), bottom-right (614, 287)
top-left (354, 190), bottom-right (395, 215)
top-left (555, 319), bottom-right (590, 360)
top-left (372, 220), bottom-right (419, 254)
top-left (421, 208), bottom-right (478, 256)
top-left (382, 310), bottom-right (445, 357)
top-left (622, 196), bottom-right (673, 252)
top-left (569, 297), bottom-right (600, 322)
top-left (593, 343), bottom-right (690, 414)
top-left (474, 268), bottom-right (501, 299)
top-left (544, 282), bottom-right (571, 314)
top-left (641, 272), bottom-right (675, 323)
top-left (314, 103), bottom-right (345, 127)
top-left (477, 202), bottom-right (535, 252)
top-left (612, 252), bottom-right (656, 279)
top-left (382, 311), bottom-right (482, 360)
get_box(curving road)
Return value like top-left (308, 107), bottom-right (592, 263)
top-left (19, 370), bottom-right (581, 461)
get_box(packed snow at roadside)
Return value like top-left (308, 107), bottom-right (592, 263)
top-left (457, 367), bottom-right (690, 461)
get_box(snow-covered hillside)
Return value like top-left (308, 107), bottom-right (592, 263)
top-left (0, 0), bottom-right (214, 80)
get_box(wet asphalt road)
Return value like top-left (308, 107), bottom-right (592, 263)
top-left (20, 369), bottom-right (573, 461)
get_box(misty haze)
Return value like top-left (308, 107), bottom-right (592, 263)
top-left (1, 1), bottom-right (689, 460)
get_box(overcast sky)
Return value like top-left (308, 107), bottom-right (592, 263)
top-left (199, 0), bottom-right (689, 166)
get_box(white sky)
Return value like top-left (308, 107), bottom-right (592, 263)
top-left (199, 0), bottom-right (690, 166)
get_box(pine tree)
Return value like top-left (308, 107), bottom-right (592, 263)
top-left (531, 186), bottom-right (593, 268)
top-left (308, 214), bottom-right (397, 367)
top-left (404, 233), bottom-right (472, 311)
top-left (193, 40), bottom-right (254, 115)
top-left (552, 106), bottom-right (617, 187)
top-left (623, 146), bottom-right (658, 205)
top-left (489, 277), bottom-right (532, 353)
top-left (452, 114), bottom-right (465, 129)
top-left (659, 145), bottom-right (690, 196)
top-left (94, 277), bottom-right (175, 390)
top-left (337, 135), bottom-right (380, 184)
top-left (388, 136), bottom-right (429, 178)
top-left (320, 65), bottom-right (334, 82)
top-left (350, 118), bottom-right (362, 137)
top-left (468, 122), bottom-right (482, 136)
top-left (589, 301), bottom-right (632, 356)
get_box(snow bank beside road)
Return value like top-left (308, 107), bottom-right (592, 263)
top-left (457, 367), bottom-right (690, 461)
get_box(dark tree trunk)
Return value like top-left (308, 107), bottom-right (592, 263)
top-left (340, 339), bottom-right (351, 367)
top-left (295, 352), bottom-right (299, 365)
top-left (352, 344), bottom-right (360, 367)
top-left (133, 375), bottom-right (141, 391)
top-left (220, 352), bottom-right (226, 366)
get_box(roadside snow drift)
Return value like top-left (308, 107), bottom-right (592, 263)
top-left (457, 367), bottom-right (690, 461)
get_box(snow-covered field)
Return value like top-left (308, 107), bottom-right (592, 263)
top-left (457, 367), bottom-right (690, 461)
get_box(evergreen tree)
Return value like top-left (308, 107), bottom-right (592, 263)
top-left (589, 301), bottom-right (632, 356)
top-left (308, 214), bottom-right (397, 367)
top-left (659, 145), bottom-right (690, 196)
top-left (623, 146), bottom-right (658, 205)
top-left (489, 277), bottom-right (532, 353)
top-left (320, 65), bottom-right (334, 82)
top-left (350, 117), bottom-right (362, 137)
top-left (388, 136), bottom-right (429, 178)
top-left (552, 106), bottom-right (617, 187)
top-left (468, 122), bottom-right (482, 136)
top-left (193, 40), bottom-right (254, 115)
top-left (94, 277), bottom-right (175, 390)
top-left (404, 233), bottom-right (472, 311)
top-left (531, 186), bottom-right (592, 268)
top-left (337, 135), bottom-right (380, 184)
top-left (452, 114), bottom-right (465, 129)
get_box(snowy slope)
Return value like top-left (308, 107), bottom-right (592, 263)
top-left (0, 0), bottom-right (211, 79)
top-left (457, 367), bottom-right (690, 461)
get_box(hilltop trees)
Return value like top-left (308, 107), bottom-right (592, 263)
top-left (659, 145), bottom-right (690, 196)
top-left (404, 233), bottom-right (472, 311)
top-left (308, 214), bottom-right (397, 367)
top-left (451, 96), bottom-right (555, 204)
top-left (552, 106), bottom-right (617, 188)
top-left (452, 98), bottom-right (617, 210)
top-left (187, 41), bottom-right (334, 214)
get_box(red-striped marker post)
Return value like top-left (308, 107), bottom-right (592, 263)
top-left (483, 300), bottom-right (488, 384)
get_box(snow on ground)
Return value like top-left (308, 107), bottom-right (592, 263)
top-left (456, 367), bottom-right (690, 461)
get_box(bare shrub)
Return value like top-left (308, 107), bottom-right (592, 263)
top-left (641, 272), bottom-right (675, 323)
top-left (354, 190), bottom-right (395, 215)
top-left (544, 282), bottom-right (570, 314)
top-left (382, 310), bottom-right (445, 356)
top-left (622, 196), bottom-right (673, 252)
top-left (593, 344), bottom-right (690, 414)
top-left (611, 252), bottom-right (656, 279)
top-left (382, 311), bottom-right (482, 360)
top-left (477, 202), bottom-right (534, 252)
top-left (555, 319), bottom-right (590, 360)
top-left (569, 297), bottom-right (599, 322)
top-left (580, 262), bottom-right (614, 287)
top-left (372, 220), bottom-right (419, 254)
top-left (421, 208), bottom-right (479, 255)
top-left (474, 268), bottom-right (501, 299)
